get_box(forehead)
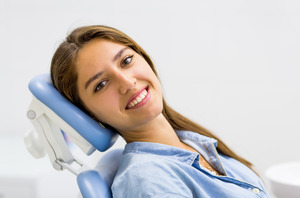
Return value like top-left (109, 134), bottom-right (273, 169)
top-left (76, 39), bottom-right (127, 77)
top-left (76, 39), bottom-right (126, 66)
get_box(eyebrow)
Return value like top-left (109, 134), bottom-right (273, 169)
top-left (85, 71), bottom-right (104, 90)
top-left (84, 47), bottom-right (129, 90)
top-left (113, 47), bottom-right (129, 62)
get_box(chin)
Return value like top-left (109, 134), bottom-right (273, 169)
top-left (143, 104), bottom-right (163, 123)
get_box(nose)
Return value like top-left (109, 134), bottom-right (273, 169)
top-left (117, 71), bottom-right (136, 95)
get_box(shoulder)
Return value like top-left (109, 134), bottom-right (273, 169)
top-left (113, 152), bottom-right (179, 185)
top-left (112, 152), bottom-right (191, 198)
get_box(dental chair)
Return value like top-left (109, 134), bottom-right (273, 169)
top-left (24, 74), bottom-right (122, 198)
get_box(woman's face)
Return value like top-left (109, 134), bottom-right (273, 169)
top-left (76, 39), bottom-right (163, 134)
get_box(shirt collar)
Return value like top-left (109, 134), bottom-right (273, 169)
top-left (123, 130), bottom-right (218, 165)
top-left (176, 130), bottom-right (218, 148)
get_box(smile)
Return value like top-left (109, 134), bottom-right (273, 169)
top-left (126, 87), bottom-right (149, 109)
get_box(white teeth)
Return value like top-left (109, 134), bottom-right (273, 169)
top-left (127, 89), bottom-right (148, 108)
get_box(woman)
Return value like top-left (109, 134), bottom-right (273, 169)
top-left (51, 25), bottom-right (271, 197)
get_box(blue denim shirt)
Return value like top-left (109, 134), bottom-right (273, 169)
top-left (112, 131), bottom-right (271, 198)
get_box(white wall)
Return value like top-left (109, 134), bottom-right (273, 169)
top-left (1, 0), bottom-right (299, 177)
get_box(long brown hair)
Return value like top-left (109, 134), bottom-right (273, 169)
top-left (51, 25), bottom-right (255, 172)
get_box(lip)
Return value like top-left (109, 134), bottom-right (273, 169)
top-left (126, 86), bottom-right (150, 110)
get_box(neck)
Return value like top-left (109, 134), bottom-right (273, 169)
top-left (120, 113), bottom-right (184, 149)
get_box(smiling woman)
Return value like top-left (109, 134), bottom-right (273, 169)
top-left (50, 25), bottom-right (271, 198)
top-left (75, 39), bottom-right (163, 133)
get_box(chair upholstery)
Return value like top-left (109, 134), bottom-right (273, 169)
top-left (77, 149), bottom-right (123, 198)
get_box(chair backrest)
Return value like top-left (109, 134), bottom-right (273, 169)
top-left (77, 149), bottom-right (123, 198)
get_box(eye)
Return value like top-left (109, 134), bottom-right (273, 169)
top-left (94, 80), bottom-right (108, 92)
top-left (121, 55), bottom-right (134, 67)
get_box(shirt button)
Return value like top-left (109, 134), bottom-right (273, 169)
top-left (252, 188), bottom-right (260, 194)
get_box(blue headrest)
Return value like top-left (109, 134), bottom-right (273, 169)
top-left (28, 73), bottom-right (118, 152)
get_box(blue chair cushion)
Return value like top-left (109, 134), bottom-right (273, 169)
top-left (77, 170), bottom-right (111, 198)
top-left (77, 149), bottom-right (123, 198)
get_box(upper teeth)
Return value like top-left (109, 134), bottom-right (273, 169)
top-left (127, 89), bottom-right (148, 108)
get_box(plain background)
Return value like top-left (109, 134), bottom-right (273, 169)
top-left (1, 0), bottom-right (299, 194)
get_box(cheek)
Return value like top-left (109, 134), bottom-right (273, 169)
top-left (89, 93), bottom-right (120, 122)
top-left (137, 65), bottom-right (161, 86)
